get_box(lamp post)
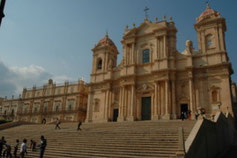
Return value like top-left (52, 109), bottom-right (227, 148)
top-left (0, 0), bottom-right (6, 28)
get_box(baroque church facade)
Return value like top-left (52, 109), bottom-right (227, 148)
top-left (86, 5), bottom-right (235, 123)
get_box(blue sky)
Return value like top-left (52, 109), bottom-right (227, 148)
top-left (0, 0), bottom-right (237, 97)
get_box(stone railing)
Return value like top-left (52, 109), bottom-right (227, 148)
top-left (0, 121), bottom-right (36, 131)
top-left (185, 112), bottom-right (237, 158)
top-left (17, 108), bottom-right (86, 116)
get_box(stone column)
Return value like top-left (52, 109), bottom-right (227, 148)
top-left (156, 38), bottom-right (159, 59)
top-left (163, 80), bottom-right (170, 119)
top-left (157, 82), bottom-right (161, 117)
top-left (119, 87), bottom-right (122, 117)
top-left (153, 82), bottom-right (159, 120)
top-left (164, 35), bottom-right (167, 58)
top-left (215, 27), bottom-right (220, 51)
top-left (118, 86), bottom-right (125, 122)
top-left (171, 80), bottom-right (176, 119)
top-left (107, 90), bottom-right (112, 121)
top-left (219, 27), bottom-right (225, 51)
top-left (128, 85), bottom-right (135, 121)
top-left (85, 91), bottom-right (93, 123)
top-left (131, 44), bottom-right (135, 64)
top-left (124, 87), bottom-right (127, 117)
top-left (104, 90), bottom-right (108, 121)
top-left (189, 78), bottom-right (194, 119)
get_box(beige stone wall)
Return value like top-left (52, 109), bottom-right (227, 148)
top-left (14, 79), bottom-right (88, 123)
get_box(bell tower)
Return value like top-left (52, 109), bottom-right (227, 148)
top-left (90, 33), bottom-right (118, 83)
top-left (195, 4), bottom-right (226, 55)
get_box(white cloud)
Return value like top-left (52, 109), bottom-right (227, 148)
top-left (0, 60), bottom-right (75, 98)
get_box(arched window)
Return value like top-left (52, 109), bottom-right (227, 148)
top-left (212, 90), bottom-right (218, 102)
top-left (206, 34), bottom-right (214, 49)
top-left (97, 58), bottom-right (102, 70)
top-left (142, 49), bottom-right (150, 64)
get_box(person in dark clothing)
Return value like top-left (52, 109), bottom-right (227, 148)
top-left (42, 118), bottom-right (46, 124)
top-left (40, 135), bottom-right (47, 158)
top-left (3, 142), bottom-right (12, 158)
top-left (77, 121), bottom-right (82, 131)
top-left (14, 139), bottom-right (19, 158)
top-left (0, 136), bottom-right (6, 156)
top-left (181, 112), bottom-right (185, 121)
top-left (30, 139), bottom-right (36, 151)
top-left (55, 118), bottom-right (61, 130)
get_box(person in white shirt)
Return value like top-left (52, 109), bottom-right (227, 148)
top-left (20, 139), bottom-right (27, 158)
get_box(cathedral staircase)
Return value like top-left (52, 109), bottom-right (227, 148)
top-left (0, 120), bottom-right (196, 158)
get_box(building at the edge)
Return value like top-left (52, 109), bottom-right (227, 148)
top-left (0, 79), bottom-right (88, 123)
top-left (86, 5), bottom-right (236, 123)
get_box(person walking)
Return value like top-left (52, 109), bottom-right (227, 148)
top-left (77, 121), bottom-right (82, 131)
top-left (55, 118), bottom-right (61, 130)
top-left (30, 139), bottom-right (36, 151)
top-left (3, 142), bottom-right (12, 158)
top-left (13, 139), bottom-right (19, 158)
top-left (40, 135), bottom-right (47, 158)
top-left (20, 139), bottom-right (27, 158)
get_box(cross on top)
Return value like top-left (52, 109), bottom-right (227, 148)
top-left (144, 6), bottom-right (150, 20)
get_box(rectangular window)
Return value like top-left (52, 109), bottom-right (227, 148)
top-left (67, 100), bottom-right (75, 111)
top-left (142, 49), bottom-right (150, 64)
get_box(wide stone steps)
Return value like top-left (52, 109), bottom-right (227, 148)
top-left (0, 120), bottom-right (196, 158)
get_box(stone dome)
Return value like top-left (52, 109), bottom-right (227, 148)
top-left (196, 4), bottom-right (220, 23)
top-left (97, 34), bottom-right (116, 47)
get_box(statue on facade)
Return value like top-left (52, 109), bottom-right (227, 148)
top-left (185, 40), bottom-right (193, 54)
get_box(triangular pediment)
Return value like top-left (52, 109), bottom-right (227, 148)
top-left (124, 21), bottom-right (153, 38)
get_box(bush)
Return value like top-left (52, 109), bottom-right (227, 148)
top-left (0, 120), bottom-right (11, 125)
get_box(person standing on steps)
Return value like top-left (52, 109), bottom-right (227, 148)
top-left (3, 142), bottom-right (12, 158)
top-left (40, 135), bottom-right (47, 158)
top-left (55, 118), bottom-right (61, 130)
top-left (181, 112), bottom-right (185, 121)
top-left (77, 121), bottom-right (82, 131)
top-left (30, 139), bottom-right (36, 151)
top-left (13, 139), bottom-right (19, 158)
top-left (0, 136), bottom-right (6, 157)
top-left (20, 139), bottom-right (27, 158)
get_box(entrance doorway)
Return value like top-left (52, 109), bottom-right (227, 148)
top-left (180, 104), bottom-right (188, 116)
top-left (141, 97), bottom-right (151, 120)
top-left (113, 109), bottom-right (118, 122)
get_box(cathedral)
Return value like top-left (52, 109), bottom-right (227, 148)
top-left (86, 5), bottom-right (235, 123)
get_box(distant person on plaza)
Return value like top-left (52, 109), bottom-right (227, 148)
top-left (14, 139), bottom-right (20, 158)
top-left (42, 118), bottom-right (46, 124)
top-left (0, 136), bottom-right (6, 156)
top-left (20, 139), bottom-right (27, 158)
top-left (30, 139), bottom-right (36, 151)
top-left (55, 118), bottom-right (61, 130)
top-left (40, 135), bottom-right (47, 158)
top-left (77, 121), bottom-right (82, 131)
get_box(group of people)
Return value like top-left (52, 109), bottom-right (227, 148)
top-left (180, 110), bottom-right (192, 121)
top-left (54, 118), bottom-right (82, 131)
top-left (181, 108), bottom-right (207, 121)
top-left (0, 135), bottom-right (47, 158)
